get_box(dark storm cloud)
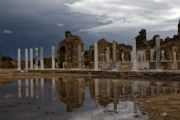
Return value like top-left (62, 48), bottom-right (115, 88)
top-left (0, 0), bottom-right (102, 58)
top-left (0, 0), bottom-right (179, 58)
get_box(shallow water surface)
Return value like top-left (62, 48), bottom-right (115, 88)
top-left (0, 77), bottom-right (180, 120)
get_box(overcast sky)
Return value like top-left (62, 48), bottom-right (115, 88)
top-left (0, 0), bottom-right (180, 58)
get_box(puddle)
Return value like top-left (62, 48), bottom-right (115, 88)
top-left (0, 77), bottom-right (180, 120)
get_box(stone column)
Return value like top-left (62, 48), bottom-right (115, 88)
top-left (173, 51), bottom-right (177, 61)
top-left (112, 41), bottom-right (117, 69)
top-left (18, 80), bottom-right (22, 98)
top-left (150, 49), bottom-right (154, 62)
top-left (30, 79), bottom-right (34, 98)
top-left (25, 79), bottom-right (29, 97)
top-left (172, 49), bottom-right (177, 70)
top-left (78, 45), bottom-right (82, 69)
top-left (35, 48), bottom-right (39, 70)
top-left (132, 39), bottom-right (137, 70)
top-left (52, 78), bottom-right (56, 101)
top-left (105, 47), bottom-right (110, 68)
top-left (17, 48), bottom-right (21, 70)
top-left (25, 49), bottom-right (28, 72)
top-left (121, 52), bottom-right (124, 61)
top-left (161, 50), bottom-right (165, 61)
top-left (131, 51), bottom-right (133, 62)
top-left (156, 36), bottom-right (161, 70)
top-left (52, 46), bottom-right (55, 70)
top-left (94, 42), bottom-right (98, 70)
top-left (40, 47), bottom-right (44, 70)
top-left (30, 48), bottom-right (33, 70)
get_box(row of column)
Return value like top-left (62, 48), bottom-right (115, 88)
top-left (94, 41), bottom-right (117, 70)
top-left (17, 46), bottom-right (56, 71)
top-left (132, 36), bottom-right (175, 71)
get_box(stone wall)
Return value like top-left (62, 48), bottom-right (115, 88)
top-left (135, 20), bottom-right (180, 70)
top-left (86, 39), bottom-right (132, 69)
top-left (57, 31), bottom-right (85, 68)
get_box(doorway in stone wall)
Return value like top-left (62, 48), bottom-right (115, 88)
top-left (59, 46), bottom-right (66, 68)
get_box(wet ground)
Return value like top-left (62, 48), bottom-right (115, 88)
top-left (0, 77), bottom-right (180, 120)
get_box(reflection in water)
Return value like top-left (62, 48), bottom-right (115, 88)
top-left (16, 78), bottom-right (180, 119)
top-left (52, 78), bottom-right (56, 101)
top-left (35, 78), bottom-right (39, 99)
top-left (40, 78), bottom-right (44, 99)
top-left (18, 80), bottom-right (21, 98)
top-left (30, 79), bottom-right (33, 98)
top-left (58, 78), bottom-right (85, 112)
top-left (25, 79), bottom-right (29, 97)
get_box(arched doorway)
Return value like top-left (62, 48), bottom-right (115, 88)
top-left (59, 46), bottom-right (66, 68)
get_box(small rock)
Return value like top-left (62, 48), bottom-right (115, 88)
top-left (160, 112), bottom-right (167, 118)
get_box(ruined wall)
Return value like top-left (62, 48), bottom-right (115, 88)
top-left (135, 21), bottom-right (180, 70)
top-left (86, 39), bottom-right (132, 69)
top-left (0, 55), bottom-right (16, 68)
top-left (57, 31), bottom-right (85, 68)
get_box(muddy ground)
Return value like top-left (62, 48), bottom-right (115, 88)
top-left (139, 93), bottom-right (180, 120)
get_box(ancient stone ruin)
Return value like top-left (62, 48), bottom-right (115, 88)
top-left (57, 31), bottom-right (85, 68)
top-left (14, 20), bottom-right (180, 71)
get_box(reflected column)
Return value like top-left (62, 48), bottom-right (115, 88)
top-left (30, 79), bottom-right (34, 98)
top-left (94, 79), bottom-right (99, 106)
top-left (35, 78), bottom-right (39, 99)
top-left (25, 79), bottom-right (29, 97)
top-left (78, 78), bottom-right (82, 104)
top-left (112, 80), bottom-right (118, 111)
top-left (52, 78), bottom-right (56, 101)
top-left (41, 78), bottom-right (44, 99)
top-left (18, 80), bottom-right (22, 98)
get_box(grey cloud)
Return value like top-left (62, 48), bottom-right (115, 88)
top-left (66, 0), bottom-right (180, 33)
top-left (2, 29), bottom-right (13, 34)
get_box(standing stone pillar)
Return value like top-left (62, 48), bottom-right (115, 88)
top-left (132, 39), bottom-right (137, 70)
top-left (121, 52), bottom-right (124, 61)
top-left (150, 49), bottom-right (154, 62)
top-left (40, 47), bottom-right (44, 70)
top-left (78, 45), bottom-right (82, 69)
top-left (172, 48), bottom-right (177, 70)
top-left (156, 36), bottom-right (161, 70)
top-left (30, 48), bottom-right (33, 70)
top-left (105, 47), bottom-right (110, 68)
top-left (25, 49), bottom-right (28, 72)
top-left (35, 48), bottom-right (39, 70)
top-left (17, 48), bottom-right (21, 70)
top-left (52, 46), bottom-right (55, 70)
top-left (112, 41), bottom-right (117, 69)
top-left (161, 50), bottom-right (165, 61)
top-left (94, 42), bottom-right (98, 70)
top-left (131, 51), bottom-right (133, 62)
